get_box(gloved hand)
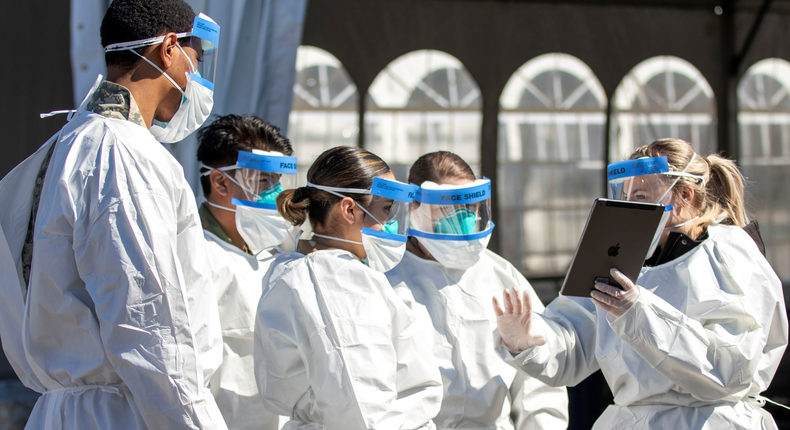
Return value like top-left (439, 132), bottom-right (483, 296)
top-left (591, 268), bottom-right (640, 318)
top-left (492, 287), bottom-right (547, 354)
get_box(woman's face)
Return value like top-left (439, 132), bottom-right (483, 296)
top-left (411, 176), bottom-right (476, 229)
top-left (621, 175), bottom-right (671, 205)
top-left (362, 171), bottom-right (398, 231)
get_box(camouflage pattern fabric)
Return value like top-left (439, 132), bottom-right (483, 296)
top-left (21, 143), bottom-right (57, 290)
top-left (199, 203), bottom-right (252, 254)
top-left (86, 80), bottom-right (147, 128)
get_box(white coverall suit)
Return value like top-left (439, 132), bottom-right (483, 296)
top-left (0, 106), bottom-right (225, 429)
top-left (386, 249), bottom-right (569, 430)
top-left (496, 224), bottom-right (788, 429)
top-left (204, 229), bottom-right (283, 429)
top-left (254, 249), bottom-right (444, 429)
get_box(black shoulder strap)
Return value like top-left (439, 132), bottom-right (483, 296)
top-left (742, 220), bottom-right (766, 257)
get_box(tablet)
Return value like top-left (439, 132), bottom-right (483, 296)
top-left (559, 198), bottom-right (665, 297)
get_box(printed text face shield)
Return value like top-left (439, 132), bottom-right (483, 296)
top-left (185, 14), bottom-right (220, 89)
top-left (607, 157), bottom-right (674, 205)
top-left (230, 150), bottom-right (297, 210)
top-left (361, 177), bottom-right (416, 240)
top-left (409, 179), bottom-right (494, 241)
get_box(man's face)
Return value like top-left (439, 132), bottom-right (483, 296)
top-left (154, 42), bottom-right (201, 123)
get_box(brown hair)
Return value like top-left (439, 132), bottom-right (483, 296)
top-left (629, 138), bottom-right (748, 239)
top-left (277, 146), bottom-right (391, 231)
top-left (408, 151), bottom-right (476, 186)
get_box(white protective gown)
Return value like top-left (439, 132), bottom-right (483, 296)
top-left (496, 224), bottom-right (788, 429)
top-left (386, 250), bottom-right (569, 430)
top-left (204, 230), bottom-right (284, 429)
top-left (0, 111), bottom-right (225, 429)
top-left (254, 249), bottom-right (444, 429)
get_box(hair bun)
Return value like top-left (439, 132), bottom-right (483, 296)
top-left (293, 187), bottom-right (310, 203)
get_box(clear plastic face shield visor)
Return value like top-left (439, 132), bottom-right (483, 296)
top-left (607, 155), bottom-right (705, 259)
top-left (364, 178), bottom-right (416, 240)
top-left (607, 155), bottom-right (705, 206)
top-left (408, 179), bottom-right (494, 241)
top-left (308, 177), bottom-right (417, 241)
top-left (607, 157), bottom-right (674, 206)
top-left (202, 150), bottom-right (297, 210)
top-left (104, 13), bottom-right (220, 89)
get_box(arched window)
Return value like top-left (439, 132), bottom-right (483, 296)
top-left (364, 50), bottom-right (482, 181)
top-left (738, 58), bottom-right (790, 281)
top-left (288, 46), bottom-right (359, 184)
top-left (610, 56), bottom-right (716, 161)
top-left (498, 53), bottom-right (607, 276)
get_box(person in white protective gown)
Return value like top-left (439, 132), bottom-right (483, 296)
top-left (0, 1), bottom-right (227, 428)
top-left (493, 138), bottom-right (788, 430)
top-left (196, 114), bottom-right (296, 429)
top-left (385, 151), bottom-right (569, 430)
top-left (254, 146), bottom-right (444, 429)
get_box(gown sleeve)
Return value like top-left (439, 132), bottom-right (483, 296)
top-left (608, 231), bottom-right (788, 402)
top-left (495, 295), bottom-right (602, 389)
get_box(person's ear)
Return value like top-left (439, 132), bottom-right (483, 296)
top-left (158, 33), bottom-right (180, 69)
top-left (210, 170), bottom-right (231, 197)
top-left (679, 185), bottom-right (694, 203)
top-left (338, 197), bottom-right (359, 225)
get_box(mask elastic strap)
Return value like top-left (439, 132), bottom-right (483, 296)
top-left (219, 171), bottom-right (259, 198)
top-left (664, 215), bottom-right (700, 230)
top-left (312, 233), bottom-right (363, 246)
top-left (289, 228), bottom-right (304, 251)
top-left (199, 163), bottom-right (238, 176)
top-left (204, 200), bottom-right (235, 213)
top-left (712, 212), bottom-right (728, 225)
top-left (306, 182), bottom-right (370, 195)
top-left (127, 48), bottom-right (186, 96)
top-left (664, 171), bottom-right (706, 187)
top-left (104, 32), bottom-right (191, 52)
top-left (306, 182), bottom-right (385, 227)
top-left (657, 152), bottom-right (698, 203)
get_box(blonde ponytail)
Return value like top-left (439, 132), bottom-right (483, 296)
top-left (702, 154), bottom-right (748, 228)
top-left (629, 138), bottom-right (749, 239)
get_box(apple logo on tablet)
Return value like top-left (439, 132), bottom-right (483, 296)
top-left (608, 243), bottom-right (620, 257)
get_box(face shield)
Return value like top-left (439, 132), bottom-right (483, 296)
top-left (409, 179), bottom-right (494, 240)
top-left (607, 155), bottom-right (705, 260)
top-left (607, 157), bottom-right (673, 206)
top-left (104, 13), bottom-right (219, 89)
top-left (201, 150), bottom-right (297, 254)
top-left (306, 177), bottom-right (416, 273)
top-left (407, 178), bottom-right (494, 270)
top-left (184, 13), bottom-right (220, 90)
top-left (227, 150), bottom-right (298, 209)
top-left (362, 177), bottom-right (416, 239)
